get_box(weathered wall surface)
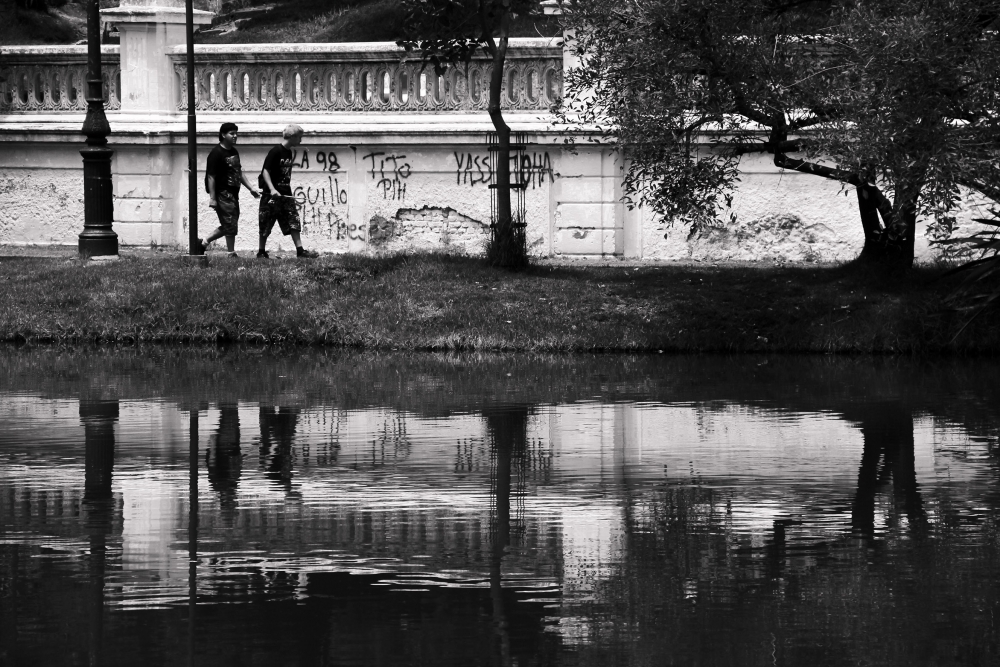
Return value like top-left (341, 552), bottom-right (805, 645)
top-left (0, 144), bottom-right (87, 245)
top-left (636, 153), bottom-right (993, 263)
top-left (168, 140), bottom-right (559, 255)
top-left (1, 135), bottom-right (991, 263)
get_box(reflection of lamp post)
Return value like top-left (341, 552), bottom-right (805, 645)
top-left (188, 408), bottom-right (199, 666)
top-left (82, 399), bottom-right (118, 666)
top-left (79, 0), bottom-right (118, 258)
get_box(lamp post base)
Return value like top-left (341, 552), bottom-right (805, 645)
top-left (79, 234), bottom-right (119, 258)
top-left (79, 144), bottom-right (118, 258)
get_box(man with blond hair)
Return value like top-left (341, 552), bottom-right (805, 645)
top-left (257, 124), bottom-right (318, 259)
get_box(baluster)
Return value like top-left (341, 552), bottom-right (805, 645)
top-left (345, 69), bottom-right (355, 107)
top-left (506, 66), bottom-right (518, 108)
top-left (274, 69), bottom-right (283, 108)
top-left (397, 67), bottom-right (409, 108)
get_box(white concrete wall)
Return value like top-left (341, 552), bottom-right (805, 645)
top-left (2, 9), bottom-right (992, 262)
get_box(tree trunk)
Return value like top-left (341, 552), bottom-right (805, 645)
top-left (770, 124), bottom-right (917, 268)
top-left (483, 7), bottom-right (526, 268)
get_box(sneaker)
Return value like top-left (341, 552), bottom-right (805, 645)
top-left (227, 252), bottom-right (238, 258)
top-left (195, 238), bottom-right (207, 254)
top-left (256, 250), bottom-right (270, 259)
top-left (296, 247), bottom-right (319, 258)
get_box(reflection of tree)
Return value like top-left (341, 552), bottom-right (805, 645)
top-left (81, 399), bottom-right (118, 667)
top-left (846, 402), bottom-right (928, 541)
top-left (574, 405), bottom-right (992, 667)
top-left (206, 403), bottom-right (241, 525)
top-left (485, 407), bottom-right (530, 667)
top-left (259, 406), bottom-right (300, 496)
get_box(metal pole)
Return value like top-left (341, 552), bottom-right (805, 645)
top-left (186, 0), bottom-right (202, 256)
top-left (79, 0), bottom-right (118, 258)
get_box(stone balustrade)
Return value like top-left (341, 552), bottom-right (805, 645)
top-left (167, 39), bottom-right (562, 113)
top-left (0, 46), bottom-right (122, 113)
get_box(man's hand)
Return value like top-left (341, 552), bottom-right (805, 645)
top-left (209, 198), bottom-right (217, 209)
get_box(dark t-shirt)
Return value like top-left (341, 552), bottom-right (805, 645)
top-left (206, 144), bottom-right (243, 196)
top-left (260, 145), bottom-right (294, 196)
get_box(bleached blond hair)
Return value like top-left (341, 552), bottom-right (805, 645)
top-left (282, 124), bottom-right (305, 139)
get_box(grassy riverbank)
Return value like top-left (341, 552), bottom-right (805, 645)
top-left (0, 250), bottom-right (996, 353)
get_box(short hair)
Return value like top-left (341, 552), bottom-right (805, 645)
top-left (282, 124), bottom-right (304, 139)
top-left (219, 122), bottom-right (239, 141)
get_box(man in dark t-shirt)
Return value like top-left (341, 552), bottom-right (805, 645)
top-left (257, 124), bottom-right (318, 259)
top-left (199, 122), bottom-right (260, 257)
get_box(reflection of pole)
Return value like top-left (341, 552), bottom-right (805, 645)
top-left (185, 0), bottom-right (202, 256)
top-left (486, 408), bottom-right (528, 667)
top-left (79, 0), bottom-right (118, 258)
top-left (82, 399), bottom-right (118, 667)
top-left (188, 409), bottom-right (199, 666)
top-left (491, 437), bottom-right (512, 667)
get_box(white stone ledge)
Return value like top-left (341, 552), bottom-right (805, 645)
top-left (0, 112), bottom-right (597, 145)
top-left (102, 7), bottom-right (213, 25)
top-left (0, 45), bottom-right (120, 63)
top-left (164, 38), bottom-right (561, 63)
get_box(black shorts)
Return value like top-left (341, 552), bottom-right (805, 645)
top-left (259, 194), bottom-right (301, 237)
top-left (214, 190), bottom-right (240, 236)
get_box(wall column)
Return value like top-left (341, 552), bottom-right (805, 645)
top-left (101, 0), bottom-right (212, 247)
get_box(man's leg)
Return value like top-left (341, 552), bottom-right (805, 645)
top-left (258, 196), bottom-right (274, 257)
top-left (204, 227), bottom-right (225, 244)
top-left (278, 198), bottom-right (316, 258)
top-left (224, 235), bottom-right (236, 252)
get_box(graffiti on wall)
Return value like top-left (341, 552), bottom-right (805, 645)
top-left (454, 151), bottom-right (554, 189)
top-left (365, 152), bottom-right (412, 201)
top-left (285, 148), bottom-right (358, 241)
top-left (250, 146), bottom-right (551, 243)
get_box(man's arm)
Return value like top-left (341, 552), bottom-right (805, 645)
top-left (261, 169), bottom-right (278, 196)
top-left (206, 175), bottom-right (217, 209)
top-left (240, 171), bottom-right (261, 198)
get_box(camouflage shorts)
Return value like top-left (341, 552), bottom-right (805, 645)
top-left (259, 194), bottom-right (301, 237)
top-left (214, 190), bottom-right (240, 236)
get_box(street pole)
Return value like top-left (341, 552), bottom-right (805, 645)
top-left (186, 0), bottom-right (202, 256)
top-left (79, 0), bottom-right (118, 258)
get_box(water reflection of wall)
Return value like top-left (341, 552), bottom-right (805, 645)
top-left (2, 395), bottom-right (995, 609)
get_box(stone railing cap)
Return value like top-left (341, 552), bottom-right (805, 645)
top-left (0, 45), bottom-right (120, 55)
top-left (101, 7), bottom-right (214, 24)
top-left (165, 37), bottom-right (561, 56)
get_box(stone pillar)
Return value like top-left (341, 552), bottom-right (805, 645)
top-left (553, 148), bottom-right (624, 256)
top-left (100, 0), bottom-right (213, 247)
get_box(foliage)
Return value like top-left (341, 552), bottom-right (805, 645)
top-left (935, 209), bottom-right (1000, 336)
top-left (559, 0), bottom-right (1000, 267)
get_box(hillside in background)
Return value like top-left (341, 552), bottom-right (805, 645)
top-left (199, 0), bottom-right (559, 44)
top-left (0, 1), bottom-right (87, 45)
top-left (1, 0), bottom-right (560, 45)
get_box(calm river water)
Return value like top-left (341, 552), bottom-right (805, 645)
top-left (1, 348), bottom-right (999, 666)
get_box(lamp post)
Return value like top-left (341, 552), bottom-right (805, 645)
top-left (79, 0), bottom-right (119, 258)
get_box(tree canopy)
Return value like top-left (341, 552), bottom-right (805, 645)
top-left (560, 0), bottom-right (1000, 267)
